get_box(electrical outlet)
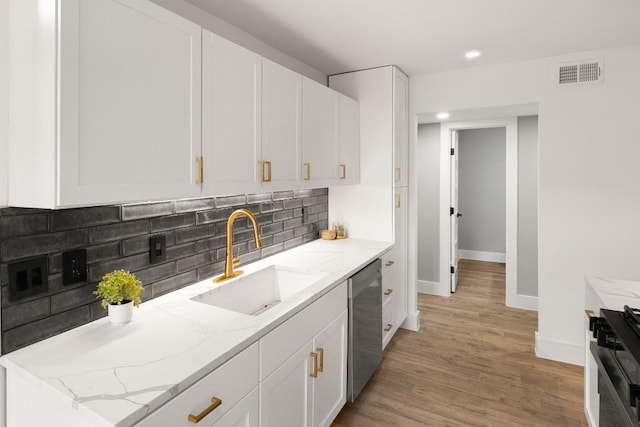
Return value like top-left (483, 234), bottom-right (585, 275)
top-left (62, 249), bottom-right (87, 286)
top-left (149, 235), bottom-right (167, 264)
top-left (8, 256), bottom-right (49, 301)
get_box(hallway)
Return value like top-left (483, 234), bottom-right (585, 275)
top-left (333, 259), bottom-right (587, 426)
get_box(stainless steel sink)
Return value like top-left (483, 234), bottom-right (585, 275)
top-left (191, 265), bottom-right (328, 316)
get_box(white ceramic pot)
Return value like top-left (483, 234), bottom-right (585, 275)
top-left (108, 300), bottom-right (134, 324)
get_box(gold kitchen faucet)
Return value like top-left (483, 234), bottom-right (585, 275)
top-left (214, 209), bottom-right (262, 283)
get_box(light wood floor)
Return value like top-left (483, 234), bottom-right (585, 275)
top-left (332, 259), bottom-right (587, 426)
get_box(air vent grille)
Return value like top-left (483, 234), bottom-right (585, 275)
top-left (558, 64), bottom-right (578, 85)
top-left (557, 59), bottom-right (603, 86)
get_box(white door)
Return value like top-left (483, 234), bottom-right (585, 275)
top-left (394, 187), bottom-right (408, 324)
top-left (301, 77), bottom-right (338, 188)
top-left (450, 130), bottom-right (460, 292)
top-left (202, 30), bottom-right (262, 196)
top-left (260, 341), bottom-right (313, 427)
top-left (312, 311), bottom-right (347, 427)
top-left (58, 0), bottom-right (203, 206)
top-left (262, 59), bottom-right (301, 192)
top-left (337, 94), bottom-right (360, 184)
top-left (393, 69), bottom-right (408, 187)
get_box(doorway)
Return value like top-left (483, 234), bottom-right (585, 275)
top-left (451, 127), bottom-right (506, 292)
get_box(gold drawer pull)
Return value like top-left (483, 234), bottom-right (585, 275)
top-left (304, 162), bottom-right (311, 180)
top-left (385, 261), bottom-right (394, 267)
top-left (310, 352), bottom-right (318, 378)
top-left (188, 397), bottom-right (222, 423)
top-left (585, 309), bottom-right (595, 318)
top-left (317, 347), bottom-right (324, 372)
top-left (395, 167), bottom-right (401, 182)
top-left (384, 324), bottom-right (393, 332)
top-left (384, 289), bottom-right (393, 296)
top-left (340, 164), bottom-right (346, 179)
top-left (195, 156), bottom-right (204, 184)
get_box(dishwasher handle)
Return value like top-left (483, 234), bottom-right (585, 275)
top-left (349, 259), bottom-right (382, 298)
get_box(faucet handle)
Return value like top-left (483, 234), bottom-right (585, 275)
top-left (232, 247), bottom-right (240, 266)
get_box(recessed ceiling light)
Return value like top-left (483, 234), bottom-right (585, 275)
top-left (437, 112), bottom-right (450, 120)
top-left (465, 50), bottom-right (482, 59)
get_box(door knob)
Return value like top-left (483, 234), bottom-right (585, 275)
top-left (456, 213), bottom-right (462, 218)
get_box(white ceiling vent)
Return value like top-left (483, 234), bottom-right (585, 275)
top-left (557, 59), bottom-right (603, 86)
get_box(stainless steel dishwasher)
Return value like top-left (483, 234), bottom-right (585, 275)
top-left (347, 258), bottom-right (382, 402)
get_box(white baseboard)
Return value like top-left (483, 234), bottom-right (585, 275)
top-left (535, 332), bottom-right (584, 366)
top-left (401, 310), bottom-right (420, 331)
top-left (417, 280), bottom-right (450, 297)
top-left (506, 294), bottom-right (538, 311)
top-left (459, 250), bottom-right (506, 263)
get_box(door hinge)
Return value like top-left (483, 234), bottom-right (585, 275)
top-left (450, 148), bottom-right (455, 155)
top-left (450, 207), bottom-right (454, 215)
top-left (450, 266), bottom-right (455, 274)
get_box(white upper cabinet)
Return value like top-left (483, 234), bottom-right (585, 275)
top-left (261, 59), bottom-right (302, 192)
top-left (393, 70), bottom-right (409, 187)
top-left (336, 94), bottom-right (360, 185)
top-left (302, 77), bottom-right (339, 188)
top-left (202, 30), bottom-right (262, 196)
top-left (9, 0), bottom-right (202, 208)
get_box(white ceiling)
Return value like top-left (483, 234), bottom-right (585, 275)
top-left (184, 0), bottom-right (640, 77)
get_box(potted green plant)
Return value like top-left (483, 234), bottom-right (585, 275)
top-left (94, 270), bottom-right (144, 324)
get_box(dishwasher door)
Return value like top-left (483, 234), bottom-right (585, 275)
top-left (347, 258), bottom-right (382, 402)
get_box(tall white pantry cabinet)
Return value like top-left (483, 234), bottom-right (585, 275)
top-left (329, 66), bottom-right (410, 347)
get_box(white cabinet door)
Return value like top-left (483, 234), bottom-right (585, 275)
top-left (302, 77), bottom-right (338, 188)
top-left (260, 341), bottom-right (314, 427)
top-left (393, 187), bottom-right (408, 328)
top-left (262, 58), bottom-right (301, 192)
top-left (213, 387), bottom-right (259, 427)
top-left (312, 310), bottom-right (347, 427)
top-left (393, 69), bottom-right (408, 188)
top-left (337, 94), bottom-right (360, 185)
top-left (55, 0), bottom-right (202, 207)
top-left (202, 30), bottom-right (262, 196)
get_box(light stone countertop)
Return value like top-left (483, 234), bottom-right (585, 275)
top-left (0, 238), bottom-right (393, 427)
top-left (585, 276), bottom-right (640, 311)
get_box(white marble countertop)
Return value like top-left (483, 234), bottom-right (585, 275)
top-left (0, 238), bottom-right (392, 427)
top-left (585, 276), bottom-right (640, 311)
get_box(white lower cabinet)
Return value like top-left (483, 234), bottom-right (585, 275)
top-left (260, 340), bottom-right (314, 427)
top-left (260, 282), bottom-right (348, 427)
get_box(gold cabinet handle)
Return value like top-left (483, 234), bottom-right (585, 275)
top-left (258, 160), bottom-right (272, 183)
top-left (384, 288), bottom-right (393, 296)
top-left (395, 167), bottom-right (401, 182)
top-left (384, 324), bottom-right (393, 332)
top-left (340, 164), bottom-right (346, 179)
top-left (309, 352), bottom-right (318, 378)
top-left (195, 156), bottom-right (204, 184)
top-left (395, 194), bottom-right (401, 208)
top-left (304, 162), bottom-right (311, 181)
top-left (317, 347), bottom-right (324, 373)
top-left (385, 260), bottom-right (394, 267)
top-left (585, 309), bottom-right (595, 318)
top-left (188, 397), bottom-right (222, 423)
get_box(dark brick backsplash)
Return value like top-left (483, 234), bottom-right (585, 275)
top-left (0, 189), bottom-right (328, 354)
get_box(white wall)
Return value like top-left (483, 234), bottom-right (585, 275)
top-left (149, 0), bottom-right (326, 84)
top-left (0, 0), bottom-right (8, 206)
top-left (518, 116), bottom-right (539, 297)
top-left (411, 44), bottom-right (640, 365)
top-left (417, 124), bottom-right (440, 283)
top-left (458, 128), bottom-right (506, 254)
